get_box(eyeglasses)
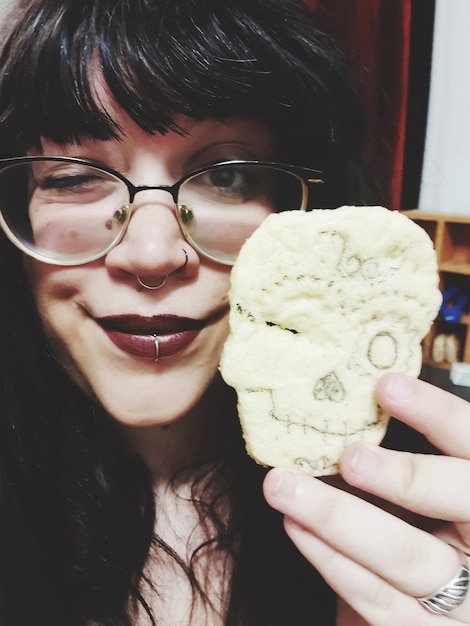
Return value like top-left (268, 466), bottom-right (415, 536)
top-left (0, 156), bottom-right (323, 266)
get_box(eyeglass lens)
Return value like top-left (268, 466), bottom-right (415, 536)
top-left (0, 161), bottom-right (129, 264)
top-left (0, 160), bottom-right (306, 265)
top-left (177, 163), bottom-right (304, 264)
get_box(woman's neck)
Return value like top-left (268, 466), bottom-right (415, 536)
top-left (121, 376), bottom-right (231, 483)
top-left (128, 378), bottom-right (236, 626)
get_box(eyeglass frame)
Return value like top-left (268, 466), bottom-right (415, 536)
top-left (0, 156), bottom-right (323, 266)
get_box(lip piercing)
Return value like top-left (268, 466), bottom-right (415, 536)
top-left (137, 274), bottom-right (168, 290)
top-left (154, 337), bottom-right (159, 362)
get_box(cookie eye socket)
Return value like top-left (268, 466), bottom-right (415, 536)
top-left (367, 331), bottom-right (399, 370)
top-left (265, 321), bottom-right (298, 334)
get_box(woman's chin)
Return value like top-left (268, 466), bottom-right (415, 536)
top-left (95, 375), bottom-right (214, 429)
top-left (101, 396), bottom-right (195, 428)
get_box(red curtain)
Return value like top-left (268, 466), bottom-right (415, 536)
top-left (305, 0), bottom-right (412, 210)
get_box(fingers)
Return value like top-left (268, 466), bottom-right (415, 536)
top-left (263, 375), bottom-right (470, 624)
top-left (336, 598), bottom-right (371, 626)
top-left (263, 467), bottom-right (460, 599)
top-left (282, 521), bottom-right (440, 626)
top-left (377, 373), bottom-right (470, 459)
top-left (340, 443), bottom-right (470, 523)
top-left (264, 467), bottom-right (470, 623)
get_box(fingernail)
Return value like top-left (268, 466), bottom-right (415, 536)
top-left (385, 373), bottom-right (414, 401)
top-left (272, 469), bottom-right (297, 499)
top-left (351, 442), bottom-right (377, 475)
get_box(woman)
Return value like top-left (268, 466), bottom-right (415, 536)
top-left (0, 0), bottom-right (467, 625)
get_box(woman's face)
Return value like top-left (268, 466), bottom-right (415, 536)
top-left (26, 109), bottom-right (278, 427)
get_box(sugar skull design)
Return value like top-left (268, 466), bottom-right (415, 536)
top-left (220, 206), bottom-right (442, 476)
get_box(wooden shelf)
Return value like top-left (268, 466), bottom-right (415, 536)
top-left (439, 262), bottom-right (470, 276)
top-left (405, 210), bottom-right (470, 368)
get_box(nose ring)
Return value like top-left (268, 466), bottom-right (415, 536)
top-left (136, 249), bottom-right (188, 290)
top-left (137, 274), bottom-right (168, 290)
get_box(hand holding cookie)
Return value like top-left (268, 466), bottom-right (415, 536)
top-left (264, 373), bottom-right (470, 624)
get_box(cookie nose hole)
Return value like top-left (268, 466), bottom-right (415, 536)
top-left (313, 372), bottom-right (345, 402)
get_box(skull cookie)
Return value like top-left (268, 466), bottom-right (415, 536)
top-left (219, 206), bottom-right (442, 476)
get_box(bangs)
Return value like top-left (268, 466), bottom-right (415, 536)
top-left (0, 0), bottom-right (329, 154)
top-left (0, 0), bottom-right (370, 212)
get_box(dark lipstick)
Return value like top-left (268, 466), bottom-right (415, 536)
top-left (96, 314), bottom-right (205, 359)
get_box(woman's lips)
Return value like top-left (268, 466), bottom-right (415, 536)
top-left (96, 314), bottom-right (206, 359)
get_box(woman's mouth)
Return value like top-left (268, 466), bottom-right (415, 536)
top-left (96, 314), bottom-right (206, 359)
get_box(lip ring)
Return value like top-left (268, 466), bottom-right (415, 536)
top-left (96, 313), bottom-right (207, 360)
top-left (103, 327), bottom-right (201, 359)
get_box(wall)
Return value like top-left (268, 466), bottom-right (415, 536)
top-left (419, 0), bottom-right (470, 215)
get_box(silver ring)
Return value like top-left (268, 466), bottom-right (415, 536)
top-left (137, 250), bottom-right (187, 290)
top-left (418, 550), bottom-right (470, 615)
top-left (181, 248), bottom-right (188, 269)
top-left (137, 274), bottom-right (168, 290)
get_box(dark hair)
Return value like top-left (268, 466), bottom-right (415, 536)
top-left (0, 0), bottom-right (373, 207)
top-left (0, 0), bottom-right (367, 624)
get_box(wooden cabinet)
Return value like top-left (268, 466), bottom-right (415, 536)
top-left (405, 211), bottom-right (470, 368)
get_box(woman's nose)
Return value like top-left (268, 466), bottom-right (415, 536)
top-left (104, 189), bottom-right (196, 280)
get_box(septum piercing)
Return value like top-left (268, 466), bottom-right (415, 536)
top-left (137, 274), bottom-right (168, 289)
top-left (137, 274), bottom-right (168, 290)
top-left (137, 248), bottom-right (188, 290)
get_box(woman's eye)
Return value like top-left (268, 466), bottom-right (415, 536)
top-left (209, 168), bottom-right (238, 188)
top-left (205, 167), bottom-right (262, 200)
top-left (39, 173), bottom-right (101, 192)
